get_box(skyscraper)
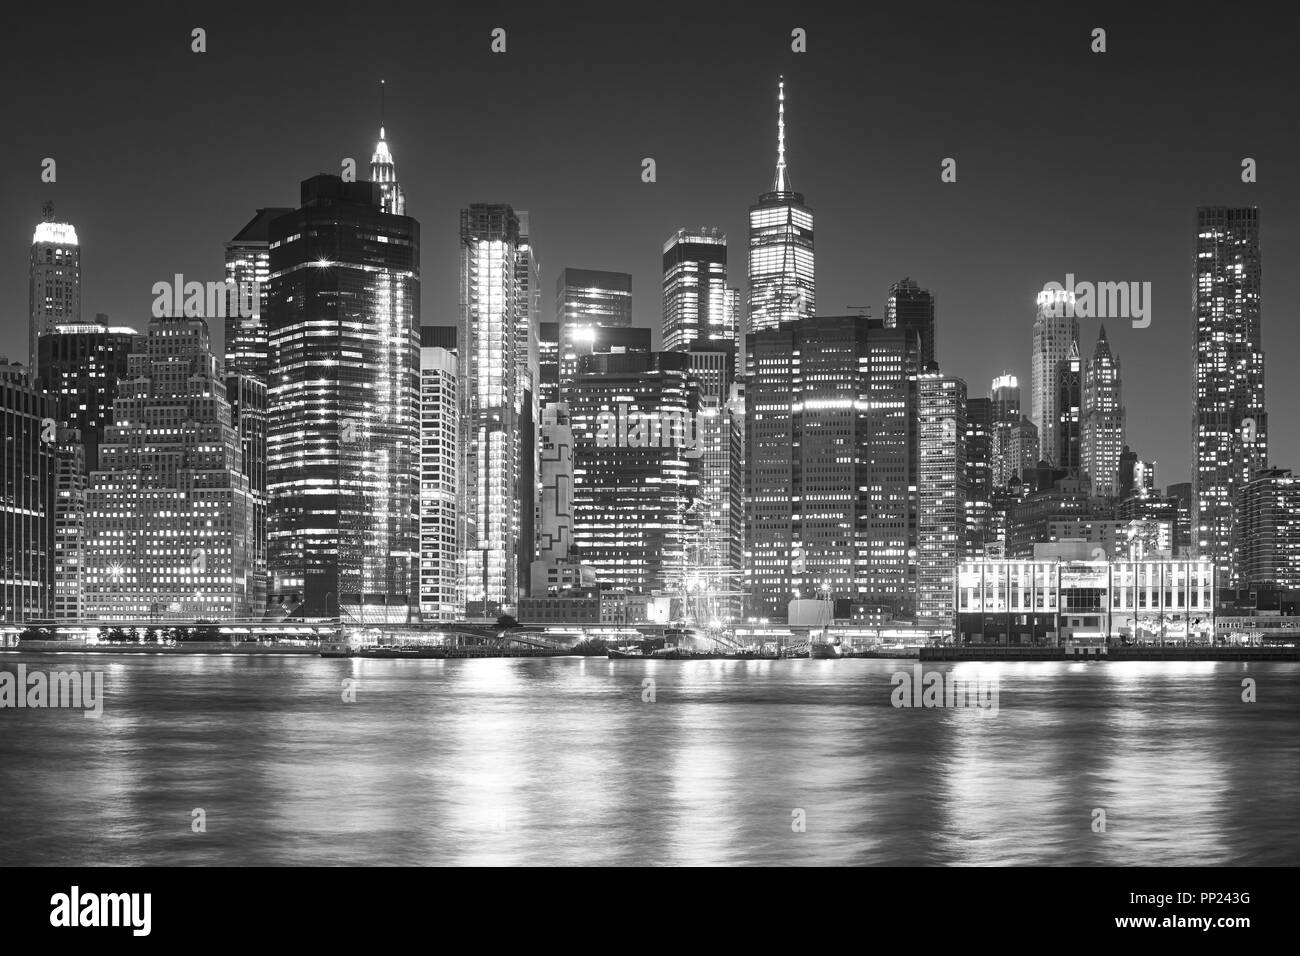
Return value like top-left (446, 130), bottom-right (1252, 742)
top-left (515, 214), bottom-right (541, 598)
top-left (746, 316), bottom-right (918, 620)
top-left (917, 373), bottom-right (968, 624)
top-left (224, 208), bottom-right (293, 380)
top-left (1239, 468), bottom-right (1299, 589)
top-left (1055, 340), bottom-right (1082, 475)
top-left (1, 362), bottom-right (56, 621)
top-left (965, 397), bottom-right (993, 555)
top-left (82, 318), bottom-right (259, 621)
top-left (886, 278), bottom-right (936, 371)
top-left (662, 228), bottom-right (735, 353)
top-left (1193, 206), bottom-right (1265, 588)
top-left (419, 330), bottom-right (459, 620)
top-left (1081, 326), bottom-right (1125, 496)
top-left (990, 373), bottom-right (1021, 427)
top-left (555, 268), bottom-right (633, 393)
top-left (36, 321), bottom-right (139, 475)
top-left (226, 372), bottom-right (268, 614)
top-left (1031, 288), bottom-right (1079, 468)
top-left (266, 176), bottom-right (420, 621)
top-left (370, 85), bottom-right (405, 216)
top-left (460, 203), bottom-right (522, 617)
top-left (28, 202), bottom-right (81, 371)
top-left (747, 78), bottom-right (814, 344)
top-left (568, 351), bottom-right (701, 596)
top-left (686, 350), bottom-right (744, 622)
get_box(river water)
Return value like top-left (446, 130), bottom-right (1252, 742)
top-left (1, 654), bottom-right (1295, 865)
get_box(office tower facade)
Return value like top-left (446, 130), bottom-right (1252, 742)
top-left (1239, 468), bottom-right (1300, 589)
top-left (965, 397), bottom-right (993, 555)
top-left (538, 321), bottom-right (561, 410)
top-left (917, 373), bottom-right (968, 624)
top-left (1193, 206), bottom-right (1266, 588)
top-left (36, 322), bottom-right (139, 474)
top-left (886, 278), bottom-right (937, 371)
top-left (459, 203), bottom-right (522, 617)
top-left (266, 176), bottom-right (420, 621)
top-left (1031, 289), bottom-right (1080, 467)
top-left (515, 215), bottom-right (541, 598)
top-left (1, 364), bottom-right (56, 621)
top-left (746, 316), bottom-right (918, 620)
top-left (747, 78), bottom-right (814, 340)
top-left (687, 350), bottom-right (744, 621)
top-left (1081, 326), bottom-right (1125, 496)
top-left (419, 332), bottom-right (459, 620)
top-left (224, 208), bottom-right (293, 380)
top-left (1055, 340), bottom-right (1082, 475)
top-left (226, 372), bottom-right (268, 614)
top-left (81, 318), bottom-right (258, 620)
top-left (555, 268), bottom-right (633, 393)
top-left (568, 352), bottom-right (700, 596)
top-left (51, 428), bottom-right (84, 620)
top-left (29, 203), bottom-right (82, 371)
top-left (662, 228), bottom-right (735, 352)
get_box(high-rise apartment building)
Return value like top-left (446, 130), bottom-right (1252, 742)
top-left (917, 373), bottom-right (968, 624)
top-left (1239, 467), bottom-right (1300, 590)
top-left (1193, 206), bottom-right (1265, 588)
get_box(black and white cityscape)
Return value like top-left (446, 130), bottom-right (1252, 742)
top-left (2, 2), bottom-right (1298, 884)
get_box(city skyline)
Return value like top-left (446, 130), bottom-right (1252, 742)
top-left (5, 5), bottom-right (1298, 486)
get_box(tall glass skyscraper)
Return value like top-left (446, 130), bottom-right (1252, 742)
top-left (266, 176), bottom-right (420, 621)
top-left (1081, 326), bottom-right (1125, 497)
top-left (662, 228), bottom-right (734, 352)
top-left (886, 278), bottom-right (936, 371)
top-left (747, 78), bottom-right (814, 343)
top-left (224, 208), bottom-right (293, 380)
top-left (1193, 206), bottom-right (1265, 588)
top-left (917, 373), bottom-right (968, 623)
top-left (1031, 289), bottom-right (1079, 468)
top-left (568, 351), bottom-right (700, 596)
top-left (746, 316), bottom-right (918, 620)
top-left (555, 268), bottom-right (633, 394)
top-left (1, 362), bottom-right (56, 621)
top-left (28, 202), bottom-right (81, 371)
top-left (419, 329), bottom-right (459, 620)
top-left (460, 203), bottom-right (523, 617)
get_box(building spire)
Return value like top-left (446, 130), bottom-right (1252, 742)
top-left (772, 76), bottom-right (791, 193)
top-left (370, 80), bottom-right (405, 215)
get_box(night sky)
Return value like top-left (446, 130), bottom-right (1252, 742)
top-left (4, 0), bottom-right (1297, 483)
